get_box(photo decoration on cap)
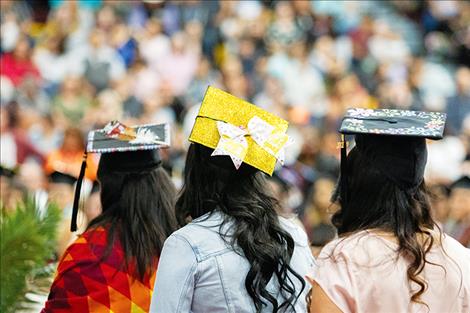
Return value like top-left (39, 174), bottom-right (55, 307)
top-left (190, 86), bottom-right (292, 175)
top-left (340, 108), bottom-right (446, 139)
top-left (87, 120), bottom-right (170, 153)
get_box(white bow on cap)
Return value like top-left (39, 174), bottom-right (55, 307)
top-left (211, 116), bottom-right (291, 169)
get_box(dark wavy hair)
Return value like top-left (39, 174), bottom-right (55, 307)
top-left (332, 146), bottom-right (439, 305)
top-left (176, 143), bottom-right (305, 312)
top-left (88, 165), bottom-right (177, 281)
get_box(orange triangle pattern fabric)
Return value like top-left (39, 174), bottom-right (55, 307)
top-left (41, 227), bottom-right (157, 313)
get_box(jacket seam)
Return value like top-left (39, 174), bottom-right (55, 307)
top-left (198, 247), bottom-right (233, 261)
top-left (216, 255), bottom-right (234, 313)
top-left (176, 260), bottom-right (197, 313)
top-left (170, 234), bottom-right (198, 312)
top-left (172, 233), bottom-right (201, 261)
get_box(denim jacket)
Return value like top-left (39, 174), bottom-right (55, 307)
top-left (150, 210), bottom-right (315, 313)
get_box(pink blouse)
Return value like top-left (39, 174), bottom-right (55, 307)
top-left (312, 230), bottom-right (470, 313)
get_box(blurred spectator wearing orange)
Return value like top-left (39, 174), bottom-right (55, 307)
top-left (44, 127), bottom-right (96, 181)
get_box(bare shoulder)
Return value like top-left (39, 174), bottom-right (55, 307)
top-left (309, 281), bottom-right (343, 313)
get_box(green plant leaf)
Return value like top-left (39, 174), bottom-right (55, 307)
top-left (0, 196), bottom-right (60, 313)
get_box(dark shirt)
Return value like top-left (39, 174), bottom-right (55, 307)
top-left (446, 93), bottom-right (470, 135)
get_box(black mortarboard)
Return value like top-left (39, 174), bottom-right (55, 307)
top-left (338, 108), bottom-right (446, 205)
top-left (0, 165), bottom-right (16, 178)
top-left (48, 171), bottom-right (77, 186)
top-left (71, 121), bottom-right (170, 231)
top-left (450, 176), bottom-right (470, 190)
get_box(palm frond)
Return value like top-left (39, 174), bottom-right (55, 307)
top-left (0, 196), bottom-right (60, 313)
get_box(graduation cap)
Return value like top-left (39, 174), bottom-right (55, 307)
top-left (71, 121), bottom-right (170, 231)
top-left (0, 165), bottom-right (17, 178)
top-left (338, 108), bottom-right (446, 205)
top-left (450, 176), bottom-right (470, 191)
top-left (189, 86), bottom-right (291, 175)
top-left (48, 171), bottom-right (77, 186)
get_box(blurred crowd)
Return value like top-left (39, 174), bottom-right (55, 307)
top-left (1, 0), bottom-right (470, 255)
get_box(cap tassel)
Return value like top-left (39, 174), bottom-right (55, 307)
top-left (340, 135), bottom-right (348, 207)
top-left (71, 152), bottom-right (87, 232)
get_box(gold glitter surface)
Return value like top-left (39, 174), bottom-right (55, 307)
top-left (189, 86), bottom-right (289, 175)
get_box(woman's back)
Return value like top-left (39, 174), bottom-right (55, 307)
top-left (151, 211), bottom-right (315, 313)
top-left (312, 230), bottom-right (470, 313)
top-left (42, 227), bottom-right (156, 312)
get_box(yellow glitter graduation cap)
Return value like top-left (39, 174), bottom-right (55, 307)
top-left (189, 86), bottom-right (290, 175)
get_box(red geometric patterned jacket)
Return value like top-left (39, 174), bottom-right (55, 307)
top-left (42, 227), bottom-right (156, 313)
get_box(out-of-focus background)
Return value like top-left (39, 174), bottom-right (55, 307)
top-left (0, 0), bottom-right (469, 311)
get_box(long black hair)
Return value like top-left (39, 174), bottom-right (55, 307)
top-left (332, 146), bottom-right (438, 305)
top-left (88, 165), bottom-right (177, 281)
top-left (176, 143), bottom-right (305, 313)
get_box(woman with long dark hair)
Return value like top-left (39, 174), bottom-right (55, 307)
top-left (309, 109), bottom-right (470, 313)
top-left (42, 121), bottom-right (177, 313)
top-left (150, 87), bottom-right (314, 313)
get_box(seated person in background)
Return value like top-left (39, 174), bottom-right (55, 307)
top-left (1, 105), bottom-right (45, 169)
top-left (44, 127), bottom-right (97, 182)
top-left (302, 176), bottom-right (337, 255)
top-left (445, 176), bottom-right (470, 248)
top-left (47, 171), bottom-right (77, 257)
top-left (309, 223), bottom-right (336, 258)
top-left (427, 183), bottom-right (450, 227)
top-left (0, 165), bottom-right (26, 211)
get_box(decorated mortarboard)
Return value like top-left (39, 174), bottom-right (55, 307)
top-left (340, 108), bottom-right (446, 139)
top-left (71, 121), bottom-right (170, 232)
top-left (338, 108), bottom-right (446, 205)
top-left (87, 120), bottom-right (170, 153)
top-left (189, 86), bottom-right (291, 175)
top-left (87, 121), bottom-right (170, 173)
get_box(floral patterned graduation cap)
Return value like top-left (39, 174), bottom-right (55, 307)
top-left (340, 108), bottom-right (446, 139)
top-left (71, 121), bottom-right (170, 231)
top-left (189, 86), bottom-right (291, 175)
top-left (338, 108), bottom-right (446, 205)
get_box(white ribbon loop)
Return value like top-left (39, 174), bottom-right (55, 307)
top-left (211, 121), bottom-right (248, 169)
top-left (212, 116), bottom-right (291, 170)
top-left (247, 116), bottom-right (275, 146)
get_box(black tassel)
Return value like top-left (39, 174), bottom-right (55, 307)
top-left (71, 152), bottom-right (87, 232)
top-left (340, 135), bottom-right (348, 207)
